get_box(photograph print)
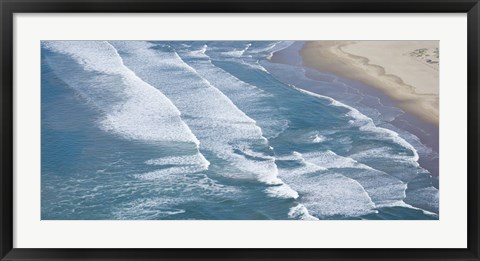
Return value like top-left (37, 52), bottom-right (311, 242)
top-left (41, 40), bottom-right (439, 220)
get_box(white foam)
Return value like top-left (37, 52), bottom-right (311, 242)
top-left (282, 150), bottom-right (415, 212)
top-left (247, 42), bottom-right (279, 54)
top-left (235, 146), bottom-right (275, 160)
top-left (302, 150), bottom-right (408, 205)
top-left (276, 151), bottom-right (304, 161)
top-left (191, 44), bottom-right (208, 57)
top-left (112, 198), bottom-right (184, 219)
top-left (112, 172), bottom-right (239, 219)
top-left (134, 165), bottom-right (208, 181)
top-left (247, 41), bottom-right (295, 57)
top-left (241, 60), bottom-right (270, 73)
top-left (176, 46), bottom-right (287, 139)
top-left (277, 151), bottom-right (327, 177)
top-left (265, 184), bottom-right (299, 199)
top-left (287, 160), bottom-right (328, 176)
top-left (113, 169), bottom-right (239, 219)
top-left (377, 200), bottom-right (438, 217)
top-left (302, 150), bottom-right (376, 171)
top-left (284, 171), bottom-right (377, 218)
top-left (42, 41), bottom-right (201, 146)
top-left (277, 152), bottom-right (377, 218)
top-left (288, 204), bottom-right (319, 220)
top-left (221, 43), bottom-right (252, 57)
top-left (110, 41), bottom-right (289, 188)
top-left (269, 41), bottom-right (295, 53)
top-left (140, 154), bottom-right (211, 181)
top-left (276, 152), bottom-right (327, 174)
top-left (350, 147), bottom-right (419, 166)
top-left (312, 133), bottom-right (326, 143)
top-left (405, 186), bottom-right (439, 214)
top-left (290, 85), bottom-right (419, 162)
top-left (145, 154), bottom-right (210, 168)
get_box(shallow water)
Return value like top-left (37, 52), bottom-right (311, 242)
top-left (41, 41), bottom-right (439, 220)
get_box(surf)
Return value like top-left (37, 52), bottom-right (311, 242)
top-left (42, 41), bottom-right (202, 146)
top-left (110, 41), bottom-right (298, 199)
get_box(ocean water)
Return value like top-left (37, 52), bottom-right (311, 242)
top-left (41, 41), bottom-right (439, 220)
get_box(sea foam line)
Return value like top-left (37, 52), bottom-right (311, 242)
top-left (110, 41), bottom-right (299, 200)
top-left (284, 85), bottom-right (437, 212)
top-left (42, 41), bottom-right (211, 179)
top-left (289, 84), bottom-right (419, 162)
top-left (177, 44), bottom-right (288, 139)
top-left (169, 50), bottom-right (299, 198)
top-left (42, 41), bottom-right (203, 147)
top-left (184, 48), bottom-right (402, 216)
top-left (278, 151), bottom-right (378, 218)
top-left (220, 43), bottom-right (252, 58)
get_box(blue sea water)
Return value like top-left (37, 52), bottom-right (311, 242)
top-left (41, 41), bottom-right (439, 220)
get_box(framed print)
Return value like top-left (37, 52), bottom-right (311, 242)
top-left (1, 0), bottom-right (479, 260)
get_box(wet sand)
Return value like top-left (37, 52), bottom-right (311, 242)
top-left (270, 42), bottom-right (439, 177)
top-left (301, 41), bottom-right (439, 126)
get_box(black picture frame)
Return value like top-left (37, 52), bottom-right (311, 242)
top-left (1, 0), bottom-right (479, 260)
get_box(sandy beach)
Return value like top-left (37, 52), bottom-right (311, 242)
top-left (301, 41), bottom-right (439, 125)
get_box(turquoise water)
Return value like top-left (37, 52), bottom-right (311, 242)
top-left (41, 41), bottom-right (439, 220)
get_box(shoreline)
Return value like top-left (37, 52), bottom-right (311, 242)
top-left (300, 41), bottom-right (439, 126)
top-left (270, 41), bottom-right (439, 177)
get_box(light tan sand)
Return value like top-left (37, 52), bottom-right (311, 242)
top-left (301, 41), bottom-right (439, 125)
